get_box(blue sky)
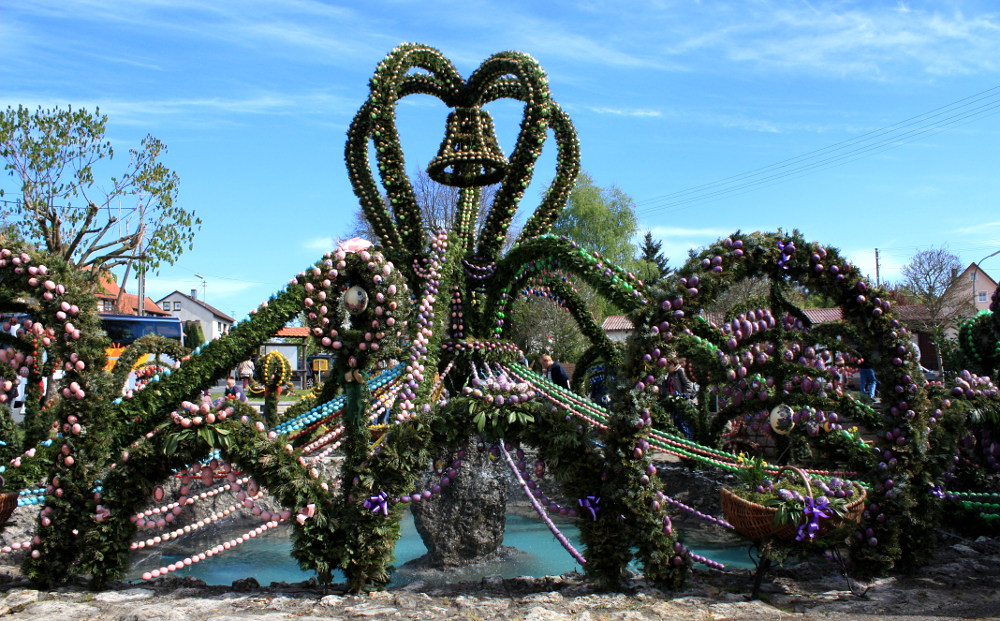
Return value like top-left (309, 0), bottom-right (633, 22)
top-left (3, 0), bottom-right (1000, 320)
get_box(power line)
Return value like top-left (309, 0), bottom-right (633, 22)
top-left (637, 84), bottom-right (1000, 214)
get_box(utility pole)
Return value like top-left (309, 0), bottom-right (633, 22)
top-left (875, 248), bottom-right (881, 287)
top-left (136, 219), bottom-right (147, 316)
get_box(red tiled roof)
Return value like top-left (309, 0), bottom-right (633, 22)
top-left (601, 315), bottom-right (634, 331)
top-left (95, 273), bottom-right (169, 316)
top-left (803, 308), bottom-right (843, 323)
top-left (275, 326), bottom-right (310, 338)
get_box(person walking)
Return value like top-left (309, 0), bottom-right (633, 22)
top-left (662, 358), bottom-right (693, 397)
top-left (237, 358), bottom-right (255, 389)
top-left (539, 354), bottom-right (570, 389)
top-left (858, 353), bottom-right (878, 402)
top-left (662, 357), bottom-right (694, 439)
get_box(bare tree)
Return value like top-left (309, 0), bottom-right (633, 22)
top-left (900, 246), bottom-right (970, 371)
top-left (708, 276), bottom-right (772, 314)
top-left (349, 167), bottom-right (500, 243)
top-left (0, 105), bottom-right (200, 277)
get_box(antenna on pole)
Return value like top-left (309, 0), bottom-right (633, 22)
top-left (194, 273), bottom-right (207, 302)
top-left (875, 248), bottom-right (881, 287)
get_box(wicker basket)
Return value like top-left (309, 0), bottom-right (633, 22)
top-left (0, 491), bottom-right (17, 527)
top-left (721, 466), bottom-right (866, 542)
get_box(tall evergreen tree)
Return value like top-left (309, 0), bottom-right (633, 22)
top-left (637, 231), bottom-right (670, 283)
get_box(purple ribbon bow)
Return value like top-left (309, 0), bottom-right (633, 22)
top-left (795, 496), bottom-right (832, 542)
top-left (776, 240), bottom-right (795, 270)
top-left (578, 496), bottom-right (601, 521)
top-left (364, 491), bottom-right (389, 515)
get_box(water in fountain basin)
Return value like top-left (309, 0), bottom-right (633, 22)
top-left (128, 510), bottom-right (753, 586)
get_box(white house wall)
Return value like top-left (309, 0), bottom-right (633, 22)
top-left (157, 293), bottom-right (231, 341)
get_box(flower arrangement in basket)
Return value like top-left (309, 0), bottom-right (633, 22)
top-left (721, 459), bottom-right (866, 543)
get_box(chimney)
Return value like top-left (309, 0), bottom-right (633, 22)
top-left (191, 288), bottom-right (198, 300)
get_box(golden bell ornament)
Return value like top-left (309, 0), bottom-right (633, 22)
top-left (427, 107), bottom-right (507, 187)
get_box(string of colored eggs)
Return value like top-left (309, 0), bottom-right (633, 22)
top-left (499, 441), bottom-right (586, 566)
top-left (131, 476), bottom-right (254, 529)
top-left (131, 492), bottom-right (267, 548)
top-left (273, 362), bottom-right (404, 436)
top-left (507, 362), bottom-right (858, 484)
top-left (139, 516), bottom-right (287, 581)
top-left (396, 231), bottom-right (449, 420)
top-left (657, 490), bottom-right (733, 531)
top-left (511, 453), bottom-right (578, 518)
top-left (300, 424), bottom-right (346, 456)
top-left (16, 488), bottom-right (46, 507)
top-left (387, 451), bottom-right (464, 505)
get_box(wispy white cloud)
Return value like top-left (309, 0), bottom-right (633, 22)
top-left (703, 113), bottom-right (783, 133)
top-left (953, 221), bottom-right (1000, 235)
top-left (104, 92), bottom-right (351, 118)
top-left (302, 237), bottom-right (336, 252)
top-left (587, 107), bottom-right (662, 118)
top-left (716, 3), bottom-right (1000, 78)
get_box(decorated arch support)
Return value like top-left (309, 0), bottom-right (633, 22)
top-left (619, 230), bottom-right (943, 576)
top-left (15, 272), bottom-right (312, 585)
top-left (80, 402), bottom-right (335, 586)
top-left (509, 272), bottom-right (622, 367)
top-left (483, 235), bottom-right (649, 339)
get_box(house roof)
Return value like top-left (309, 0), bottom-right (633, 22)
top-left (275, 326), bottom-right (310, 339)
top-left (95, 273), bottom-right (169, 316)
top-left (803, 307), bottom-right (843, 323)
top-left (894, 305), bottom-right (932, 321)
top-left (157, 290), bottom-right (235, 323)
top-left (601, 315), bottom-right (634, 331)
top-left (959, 262), bottom-right (999, 290)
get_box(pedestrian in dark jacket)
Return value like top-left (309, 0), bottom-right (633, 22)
top-left (662, 358), bottom-right (693, 397)
top-left (539, 354), bottom-right (570, 389)
top-left (662, 357), bottom-right (694, 439)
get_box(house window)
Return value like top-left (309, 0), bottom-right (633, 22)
top-left (101, 300), bottom-right (114, 312)
top-left (979, 291), bottom-right (988, 303)
top-left (173, 301), bottom-right (182, 310)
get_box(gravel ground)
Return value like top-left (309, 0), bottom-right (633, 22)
top-left (1, 533), bottom-right (998, 620)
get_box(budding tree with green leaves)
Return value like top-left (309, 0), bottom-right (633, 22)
top-left (549, 172), bottom-right (641, 320)
top-left (550, 172), bottom-right (639, 270)
top-left (0, 105), bottom-right (200, 275)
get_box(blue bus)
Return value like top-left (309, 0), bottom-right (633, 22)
top-left (99, 314), bottom-right (184, 370)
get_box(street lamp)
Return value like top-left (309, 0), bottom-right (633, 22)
top-left (193, 273), bottom-right (207, 302)
top-left (971, 250), bottom-right (1000, 310)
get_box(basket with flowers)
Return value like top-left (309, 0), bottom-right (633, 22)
top-left (721, 459), bottom-right (866, 542)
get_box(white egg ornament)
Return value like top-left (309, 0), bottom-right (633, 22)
top-left (345, 286), bottom-right (369, 315)
top-left (769, 404), bottom-right (795, 435)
